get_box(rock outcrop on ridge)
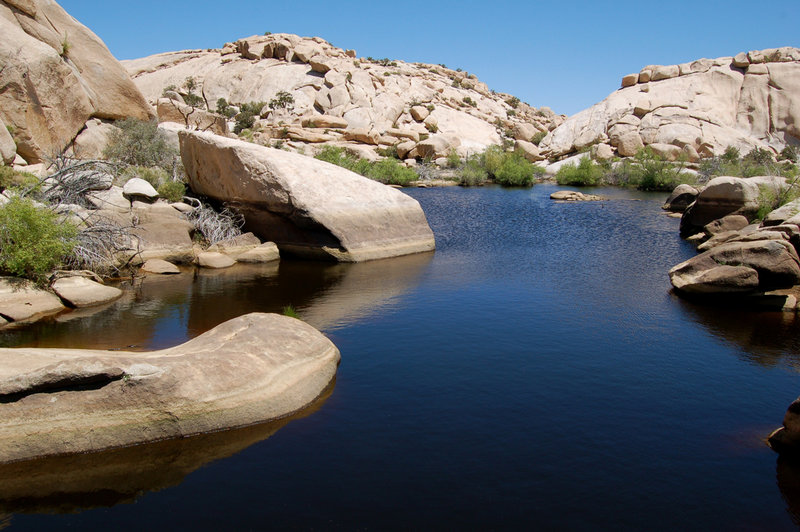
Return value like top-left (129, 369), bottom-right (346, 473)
top-left (0, 313), bottom-right (340, 463)
top-left (124, 33), bottom-right (562, 162)
top-left (0, 0), bottom-right (154, 164)
top-left (538, 47), bottom-right (800, 161)
top-left (179, 130), bottom-right (436, 261)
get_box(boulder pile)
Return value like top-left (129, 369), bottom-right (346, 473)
top-left (124, 33), bottom-right (563, 164)
top-left (538, 47), bottom-right (800, 162)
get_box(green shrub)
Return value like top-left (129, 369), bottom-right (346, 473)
top-left (233, 101), bottom-right (267, 134)
top-left (157, 180), bottom-right (186, 202)
top-left (103, 119), bottom-right (176, 170)
top-left (755, 179), bottom-right (800, 221)
top-left (531, 131), bottom-right (547, 145)
top-left (366, 158), bottom-right (417, 185)
top-left (633, 147), bottom-right (691, 191)
top-left (377, 146), bottom-right (400, 159)
top-left (315, 146), bottom-right (418, 185)
top-left (216, 98), bottom-right (237, 119)
top-left (0, 166), bottom-right (38, 192)
top-left (555, 157), bottom-right (603, 186)
top-left (462, 96), bottom-right (477, 108)
top-left (0, 197), bottom-right (77, 282)
top-left (181, 77), bottom-right (204, 108)
top-left (781, 145), bottom-right (798, 163)
top-left (483, 145), bottom-right (506, 177)
top-left (282, 304), bottom-right (300, 319)
top-left (457, 158), bottom-right (488, 186)
top-left (446, 149), bottom-right (461, 169)
top-left (426, 122), bottom-right (438, 133)
top-left (506, 96), bottom-right (520, 109)
top-left (493, 152), bottom-right (539, 186)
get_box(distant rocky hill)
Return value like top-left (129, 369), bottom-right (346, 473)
top-left (124, 33), bottom-right (562, 162)
top-left (539, 47), bottom-right (800, 162)
top-left (0, 0), bottom-right (153, 165)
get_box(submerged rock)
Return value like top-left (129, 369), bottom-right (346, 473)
top-left (550, 190), bottom-right (604, 202)
top-left (140, 258), bottom-right (180, 274)
top-left (0, 313), bottom-right (340, 463)
top-left (51, 276), bottom-right (122, 308)
top-left (179, 130), bottom-right (435, 262)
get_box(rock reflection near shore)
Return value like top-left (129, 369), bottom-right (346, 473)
top-left (0, 383), bottom-right (333, 517)
top-left (0, 251), bottom-right (433, 350)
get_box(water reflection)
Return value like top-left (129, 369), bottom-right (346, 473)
top-left (0, 382), bottom-right (333, 516)
top-left (777, 456), bottom-right (800, 527)
top-left (0, 252), bottom-right (433, 350)
top-left (672, 293), bottom-right (800, 370)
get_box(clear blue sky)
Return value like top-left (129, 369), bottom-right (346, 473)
top-left (60, 0), bottom-right (799, 116)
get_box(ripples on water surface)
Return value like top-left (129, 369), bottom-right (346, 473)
top-left (2, 184), bottom-right (800, 530)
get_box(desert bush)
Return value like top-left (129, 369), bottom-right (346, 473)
top-left (157, 181), bottom-right (186, 202)
top-left (457, 158), bottom-right (488, 186)
top-left (268, 91), bottom-right (294, 111)
top-left (0, 196), bottom-right (77, 282)
top-left (103, 119), bottom-right (176, 170)
top-left (118, 166), bottom-right (169, 188)
top-left (216, 98), bottom-right (237, 119)
top-left (531, 131), bottom-right (547, 145)
top-left (555, 157), bottom-right (603, 186)
top-left (233, 101), bottom-right (267, 134)
top-left (633, 147), bottom-right (690, 191)
top-left (181, 77), bottom-right (204, 108)
top-left (446, 149), bottom-right (461, 169)
top-left (366, 158), bottom-right (417, 185)
top-left (462, 96), bottom-right (477, 108)
top-left (315, 146), bottom-right (418, 185)
top-left (0, 166), bottom-right (38, 192)
top-left (506, 96), bottom-right (520, 109)
top-left (781, 145), bottom-right (798, 163)
top-left (184, 202), bottom-right (244, 245)
top-left (493, 152), bottom-right (540, 186)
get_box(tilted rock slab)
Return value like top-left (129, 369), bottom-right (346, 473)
top-left (180, 130), bottom-right (436, 262)
top-left (0, 313), bottom-right (340, 463)
top-left (0, 0), bottom-right (153, 163)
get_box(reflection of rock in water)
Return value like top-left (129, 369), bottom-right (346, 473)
top-left (186, 252), bottom-right (433, 333)
top-left (776, 456), bottom-right (800, 526)
top-left (672, 294), bottom-right (800, 369)
top-left (0, 381), bottom-right (333, 515)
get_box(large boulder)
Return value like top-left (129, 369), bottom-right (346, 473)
top-left (0, 313), bottom-right (340, 463)
top-left (680, 175), bottom-right (785, 236)
top-left (0, 116), bottom-right (16, 164)
top-left (179, 130), bottom-right (435, 262)
top-left (156, 98), bottom-right (228, 135)
top-left (662, 184), bottom-right (699, 212)
top-left (0, 277), bottom-right (65, 322)
top-left (0, 0), bottom-right (153, 163)
top-left (669, 239), bottom-right (800, 294)
top-left (51, 276), bottom-right (122, 308)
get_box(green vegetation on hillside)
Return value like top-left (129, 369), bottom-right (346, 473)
top-left (314, 146), bottom-right (417, 186)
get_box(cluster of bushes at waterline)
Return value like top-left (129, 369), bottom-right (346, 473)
top-left (554, 145), bottom-right (800, 192)
top-left (316, 145), bottom-right (546, 188)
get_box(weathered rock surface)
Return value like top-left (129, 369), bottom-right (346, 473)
top-left (539, 47), bottom-right (800, 160)
top-left (180, 130), bottom-right (435, 262)
top-left (122, 178), bottom-right (159, 202)
top-left (0, 116), bottom-right (15, 164)
top-left (197, 252), bottom-right (236, 269)
top-left (124, 33), bottom-right (562, 160)
top-left (663, 184), bottom-right (699, 212)
top-left (157, 98), bottom-right (228, 135)
top-left (0, 0), bottom-right (153, 163)
top-left (236, 242), bottom-right (280, 263)
top-left (669, 239), bottom-right (800, 294)
top-left (51, 276), bottom-right (122, 308)
top-left (550, 190), bottom-right (604, 201)
top-left (140, 259), bottom-right (180, 274)
top-left (680, 175), bottom-right (785, 236)
top-left (0, 313), bottom-right (340, 463)
top-left (769, 398), bottom-right (800, 454)
top-left (0, 278), bottom-right (65, 322)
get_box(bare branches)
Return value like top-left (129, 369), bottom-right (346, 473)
top-left (184, 202), bottom-right (244, 244)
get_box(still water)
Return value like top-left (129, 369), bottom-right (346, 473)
top-left (2, 184), bottom-right (800, 530)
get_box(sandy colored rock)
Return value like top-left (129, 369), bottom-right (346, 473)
top-left (410, 105), bottom-right (430, 122)
top-left (662, 184), bottom-right (699, 212)
top-left (157, 99), bottom-right (228, 135)
top-left (197, 252), bottom-right (236, 269)
top-left (621, 73), bottom-right (638, 87)
top-left (236, 242), bottom-right (280, 263)
top-left (515, 139), bottom-right (542, 162)
top-left (591, 143), bottom-right (614, 161)
top-left (140, 259), bottom-right (180, 274)
top-left (0, 116), bottom-right (16, 164)
top-left (87, 186), bottom-right (130, 211)
top-left (0, 313), bottom-right (340, 463)
top-left (51, 276), bottom-right (122, 308)
top-left (302, 115), bottom-right (348, 129)
top-left (122, 178), bottom-right (159, 202)
top-left (550, 191), bottom-right (604, 201)
top-left (0, 0), bottom-right (152, 163)
top-left (704, 214), bottom-right (750, 236)
top-left (539, 48), bottom-right (800, 160)
top-left (615, 131), bottom-right (644, 157)
top-left (69, 119), bottom-right (118, 160)
top-left (680, 175), bottom-right (785, 236)
top-left (129, 218), bottom-right (194, 264)
top-left (763, 198), bottom-right (800, 227)
top-left (0, 278), bottom-right (65, 322)
top-left (180, 130), bottom-right (435, 262)
top-left (669, 239), bottom-right (800, 294)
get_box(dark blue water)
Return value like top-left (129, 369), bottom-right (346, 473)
top-left (2, 184), bottom-right (800, 530)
